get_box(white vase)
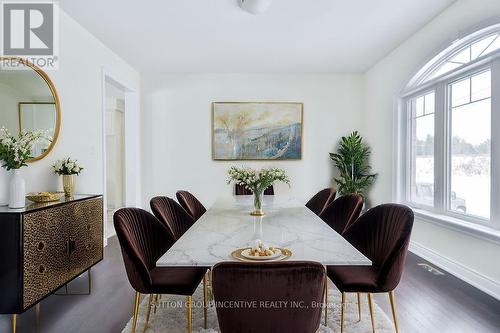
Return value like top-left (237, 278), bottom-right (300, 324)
top-left (0, 168), bottom-right (8, 206)
top-left (9, 169), bottom-right (26, 209)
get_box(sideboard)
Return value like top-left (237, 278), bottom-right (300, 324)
top-left (0, 194), bottom-right (103, 331)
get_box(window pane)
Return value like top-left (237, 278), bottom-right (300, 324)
top-left (410, 92), bottom-right (435, 206)
top-left (451, 77), bottom-right (470, 107)
top-left (450, 47), bottom-right (470, 64)
top-left (427, 62), bottom-right (461, 81)
top-left (482, 35), bottom-right (500, 56)
top-left (471, 70), bottom-right (491, 101)
top-left (449, 71), bottom-right (491, 219)
top-left (471, 35), bottom-right (497, 59)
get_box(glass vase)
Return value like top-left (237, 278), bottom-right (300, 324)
top-left (250, 190), bottom-right (265, 216)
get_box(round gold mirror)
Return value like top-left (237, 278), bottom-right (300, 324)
top-left (0, 57), bottom-right (61, 162)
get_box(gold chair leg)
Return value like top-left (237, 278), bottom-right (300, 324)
top-left (324, 275), bottom-right (328, 326)
top-left (340, 292), bottom-right (346, 333)
top-left (142, 294), bottom-right (153, 333)
top-left (203, 273), bottom-right (208, 329)
top-left (153, 294), bottom-right (158, 315)
top-left (12, 314), bottom-right (16, 333)
top-left (367, 293), bottom-right (375, 333)
top-left (187, 295), bottom-right (193, 333)
top-left (35, 303), bottom-right (40, 333)
top-left (131, 292), bottom-right (141, 333)
top-left (389, 291), bottom-right (399, 333)
top-left (357, 292), bottom-right (362, 321)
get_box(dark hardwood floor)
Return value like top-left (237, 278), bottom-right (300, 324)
top-left (1, 236), bottom-right (499, 333)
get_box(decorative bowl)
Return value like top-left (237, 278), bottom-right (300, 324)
top-left (26, 192), bottom-right (64, 203)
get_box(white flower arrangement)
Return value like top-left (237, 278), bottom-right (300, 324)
top-left (0, 127), bottom-right (51, 170)
top-left (52, 157), bottom-right (84, 176)
top-left (227, 166), bottom-right (290, 194)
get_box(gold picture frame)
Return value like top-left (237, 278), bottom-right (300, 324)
top-left (212, 102), bottom-right (304, 161)
top-left (1, 57), bottom-right (61, 162)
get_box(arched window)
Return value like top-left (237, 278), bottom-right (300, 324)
top-left (400, 23), bottom-right (500, 228)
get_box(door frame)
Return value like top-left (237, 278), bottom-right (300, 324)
top-left (101, 68), bottom-right (140, 244)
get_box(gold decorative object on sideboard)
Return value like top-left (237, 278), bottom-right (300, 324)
top-left (0, 195), bottom-right (103, 332)
top-left (26, 192), bottom-right (64, 203)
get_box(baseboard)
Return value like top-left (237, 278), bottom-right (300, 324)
top-left (104, 237), bottom-right (108, 248)
top-left (409, 241), bottom-right (500, 301)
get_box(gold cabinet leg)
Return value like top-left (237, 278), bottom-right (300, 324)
top-left (142, 294), bottom-right (153, 333)
top-left (389, 291), bottom-right (399, 333)
top-left (88, 268), bottom-right (92, 294)
top-left (367, 293), bottom-right (375, 333)
top-left (187, 296), bottom-right (193, 333)
top-left (357, 292), bottom-right (362, 321)
top-left (131, 292), bottom-right (141, 333)
top-left (203, 273), bottom-right (208, 329)
top-left (35, 303), bottom-right (41, 333)
top-left (340, 292), bottom-right (346, 333)
top-left (324, 275), bottom-right (328, 326)
top-left (12, 314), bottom-right (17, 333)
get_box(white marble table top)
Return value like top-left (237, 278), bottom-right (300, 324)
top-left (156, 195), bottom-right (371, 267)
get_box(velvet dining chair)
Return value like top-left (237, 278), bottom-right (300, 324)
top-left (305, 187), bottom-right (337, 216)
top-left (150, 196), bottom-right (196, 240)
top-left (326, 204), bottom-right (414, 333)
top-left (319, 193), bottom-right (363, 234)
top-left (176, 190), bottom-right (207, 221)
top-left (212, 261), bottom-right (325, 333)
top-left (235, 183), bottom-right (274, 195)
top-left (113, 208), bottom-right (209, 333)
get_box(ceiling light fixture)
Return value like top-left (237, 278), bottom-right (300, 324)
top-left (239, 0), bottom-right (272, 15)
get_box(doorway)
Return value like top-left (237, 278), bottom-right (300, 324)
top-left (104, 79), bottom-right (125, 238)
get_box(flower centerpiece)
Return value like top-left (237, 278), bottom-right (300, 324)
top-left (0, 127), bottom-right (50, 208)
top-left (52, 157), bottom-right (84, 197)
top-left (227, 166), bottom-right (290, 216)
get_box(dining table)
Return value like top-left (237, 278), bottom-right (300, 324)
top-left (156, 195), bottom-right (371, 267)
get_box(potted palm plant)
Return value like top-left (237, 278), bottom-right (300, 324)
top-left (330, 131), bottom-right (377, 199)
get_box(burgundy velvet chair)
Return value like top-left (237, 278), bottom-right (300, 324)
top-left (319, 194), bottom-right (363, 234)
top-left (235, 183), bottom-right (274, 195)
top-left (305, 187), bottom-right (337, 216)
top-left (327, 204), bottom-right (414, 333)
top-left (150, 196), bottom-right (196, 240)
top-left (176, 190), bottom-right (207, 221)
top-left (212, 261), bottom-right (325, 333)
top-left (113, 208), bottom-right (208, 333)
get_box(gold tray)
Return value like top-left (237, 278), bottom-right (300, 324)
top-left (231, 247), bottom-right (292, 262)
top-left (26, 192), bottom-right (64, 203)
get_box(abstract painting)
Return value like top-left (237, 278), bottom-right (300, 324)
top-left (212, 102), bottom-right (303, 160)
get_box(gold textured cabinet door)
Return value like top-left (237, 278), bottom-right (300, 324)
top-left (68, 198), bottom-right (103, 278)
top-left (23, 207), bottom-right (70, 309)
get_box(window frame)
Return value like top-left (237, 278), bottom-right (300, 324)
top-left (400, 37), bottom-right (500, 231)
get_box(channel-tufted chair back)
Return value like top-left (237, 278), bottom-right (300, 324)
top-left (150, 196), bottom-right (196, 240)
top-left (113, 208), bottom-right (175, 293)
top-left (235, 184), bottom-right (274, 195)
top-left (319, 194), bottom-right (363, 234)
top-left (305, 188), bottom-right (337, 216)
top-left (212, 261), bottom-right (325, 333)
top-left (343, 204), bottom-right (414, 291)
top-left (176, 190), bottom-right (207, 221)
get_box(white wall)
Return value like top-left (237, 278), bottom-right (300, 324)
top-left (363, 0), bottom-right (500, 297)
top-left (142, 73), bottom-right (364, 208)
top-left (0, 10), bottom-right (140, 196)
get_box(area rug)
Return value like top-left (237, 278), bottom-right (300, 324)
top-left (121, 283), bottom-right (395, 333)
